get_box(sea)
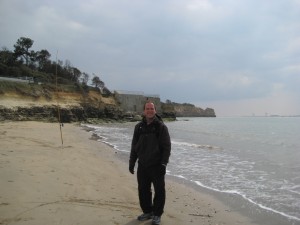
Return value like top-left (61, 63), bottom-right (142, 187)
top-left (82, 117), bottom-right (300, 225)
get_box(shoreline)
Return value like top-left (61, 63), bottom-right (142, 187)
top-left (84, 123), bottom-right (300, 225)
top-left (0, 121), bottom-right (278, 224)
top-left (167, 176), bottom-right (300, 225)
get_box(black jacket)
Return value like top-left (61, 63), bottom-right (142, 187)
top-left (130, 115), bottom-right (171, 168)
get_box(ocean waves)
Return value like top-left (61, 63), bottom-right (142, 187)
top-left (82, 117), bottom-right (300, 223)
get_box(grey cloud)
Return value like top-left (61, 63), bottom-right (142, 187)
top-left (1, 0), bottom-right (300, 115)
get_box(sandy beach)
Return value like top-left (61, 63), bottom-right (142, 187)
top-left (0, 121), bottom-right (257, 225)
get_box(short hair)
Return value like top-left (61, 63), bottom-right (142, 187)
top-left (143, 100), bottom-right (156, 110)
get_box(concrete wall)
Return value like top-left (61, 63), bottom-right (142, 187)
top-left (114, 91), bottom-right (161, 115)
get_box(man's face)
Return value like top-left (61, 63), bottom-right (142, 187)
top-left (144, 103), bottom-right (156, 119)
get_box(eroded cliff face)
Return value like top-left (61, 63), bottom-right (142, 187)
top-left (0, 85), bottom-right (216, 122)
top-left (0, 90), bottom-right (124, 122)
top-left (162, 102), bottom-right (216, 117)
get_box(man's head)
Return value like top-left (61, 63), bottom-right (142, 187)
top-left (143, 101), bottom-right (156, 121)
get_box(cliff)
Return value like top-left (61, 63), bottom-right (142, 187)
top-left (162, 102), bottom-right (216, 117)
top-left (0, 82), bottom-right (216, 122)
top-left (0, 82), bottom-right (123, 122)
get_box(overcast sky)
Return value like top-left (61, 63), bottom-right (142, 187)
top-left (1, 0), bottom-right (299, 116)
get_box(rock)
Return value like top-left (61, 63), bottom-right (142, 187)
top-left (162, 102), bottom-right (216, 117)
top-left (0, 105), bottom-right (125, 122)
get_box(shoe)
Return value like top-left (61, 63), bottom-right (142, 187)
top-left (152, 216), bottom-right (161, 225)
top-left (137, 212), bottom-right (153, 221)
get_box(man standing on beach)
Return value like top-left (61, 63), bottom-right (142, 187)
top-left (129, 101), bottom-right (171, 225)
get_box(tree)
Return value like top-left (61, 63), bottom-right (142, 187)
top-left (102, 86), bottom-right (112, 96)
top-left (0, 47), bottom-right (15, 66)
top-left (81, 72), bottom-right (89, 85)
top-left (28, 50), bottom-right (37, 69)
top-left (13, 37), bottom-right (34, 65)
top-left (36, 49), bottom-right (51, 71)
top-left (63, 60), bottom-right (81, 82)
top-left (64, 59), bottom-right (72, 72)
top-left (92, 75), bottom-right (104, 89)
top-left (71, 67), bottom-right (81, 82)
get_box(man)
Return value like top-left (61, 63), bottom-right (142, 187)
top-left (129, 101), bottom-right (171, 225)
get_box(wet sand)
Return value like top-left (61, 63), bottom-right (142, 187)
top-left (0, 121), bottom-right (258, 225)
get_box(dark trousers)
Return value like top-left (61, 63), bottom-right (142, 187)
top-left (137, 164), bottom-right (166, 217)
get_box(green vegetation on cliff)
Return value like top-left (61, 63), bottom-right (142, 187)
top-left (0, 36), bottom-right (215, 121)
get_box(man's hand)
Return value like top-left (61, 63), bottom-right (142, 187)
top-left (129, 163), bottom-right (135, 174)
top-left (160, 164), bottom-right (166, 175)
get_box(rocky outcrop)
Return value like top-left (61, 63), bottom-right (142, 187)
top-left (162, 102), bottom-right (216, 117)
top-left (0, 104), bottom-right (124, 122)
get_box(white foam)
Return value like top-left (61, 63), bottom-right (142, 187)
top-left (172, 140), bottom-right (222, 150)
top-left (82, 121), bottom-right (300, 223)
top-left (193, 180), bottom-right (300, 222)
